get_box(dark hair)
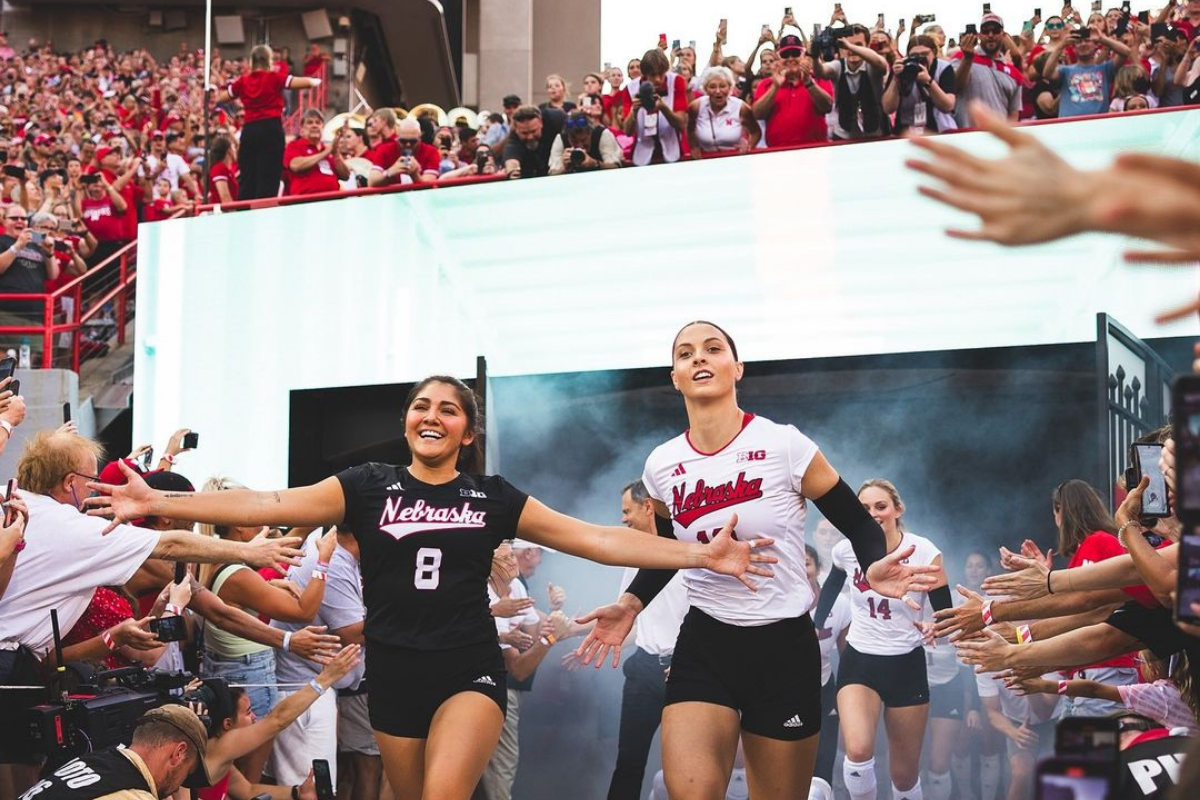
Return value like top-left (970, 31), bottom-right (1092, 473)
top-left (456, 126), bottom-right (477, 144)
top-left (671, 320), bottom-right (739, 363)
top-left (512, 105), bottom-right (542, 124)
top-left (640, 48), bottom-right (670, 76)
top-left (210, 135), bottom-right (233, 162)
top-left (908, 35), bottom-right (939, 53)
top-left (805, 543), bottom-right (822, 573)
top-left (847, 24), bottom-right (873, 40)
top-left (403, 376), bottom-right (485, 474)
top-left (1052, 479), bottom-right (1116, 556)
top-left (623, 479), bottom-right (650, 503)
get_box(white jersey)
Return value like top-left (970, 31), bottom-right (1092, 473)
top-left (833, 532), bottom-right (941, 656)
top-left (642, 414), bottom-right (818, 626)
top-left (619, 567), bottom-right (688, 656)
top-left (816, 593), bottom-right (851, 686)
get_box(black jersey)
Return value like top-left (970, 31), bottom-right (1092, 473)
top-left (337, 463), bottom-right (529, 650)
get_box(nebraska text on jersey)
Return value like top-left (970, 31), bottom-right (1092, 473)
top-left (378, 496), bottom-right (489, 540)
top-left (671, 472), bottom-right (764, 527)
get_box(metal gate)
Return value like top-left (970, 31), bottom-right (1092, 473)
top-left (1095, 313), bottom-right (1175, 507)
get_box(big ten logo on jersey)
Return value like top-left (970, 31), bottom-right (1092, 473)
top-left (736, 449), bottom-right (767, 463)
top-left (671, 472), bottom-right (764, 527)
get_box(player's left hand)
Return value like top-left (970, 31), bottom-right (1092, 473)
top-left (703, 514), bottom-right (777, 592)
top-left (864, 544), bottom-right (942, 609)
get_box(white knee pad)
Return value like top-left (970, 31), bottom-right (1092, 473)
top-left (926, 769), bottom-right (952, 800)
top-left (893, 777), bottom-right (923, 800)
top-left (843, 757), bottom-right (877, 800)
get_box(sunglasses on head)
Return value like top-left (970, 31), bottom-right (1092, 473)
top-left (565, 117), bottom-right (589, 130)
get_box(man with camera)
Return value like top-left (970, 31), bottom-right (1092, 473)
top-left (17, 705), bottom-right (208, 800)
top-left (953, 14), bottom-right (1025, 127)
top-left (882, 35), bottom-right (958, 136)
top-left (1044, 23), bottom-right (1133, 117)
top-left (751, 34), bottom-right (832, 147)
top-left (548, 110), bottom-right (621, 175)
top-left (0, 208), bottom-right (61, 335)
top-left (77, 170), bottom-right (129, 267)
top-left (367, 118), bottom-right (438, 187)
top-left (810, 26), bottom-right (892, 140)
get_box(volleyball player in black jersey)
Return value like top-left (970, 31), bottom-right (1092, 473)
top-left (90, 375), bottom-right (775, 800)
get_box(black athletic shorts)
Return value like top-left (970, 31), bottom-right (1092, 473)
top-left (365, 638), bottom-right (507, 738)
top-left (665, 607), bottom-right (822, 741)
top-left (837, 644), bottom-right (929, 708)
top-left (928, 669), bottom-right (965, 720)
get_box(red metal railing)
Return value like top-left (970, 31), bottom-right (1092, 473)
top-left (283, 62), bottom-right (329, 137)
top-left (0, 209), bottom-right (187, 371)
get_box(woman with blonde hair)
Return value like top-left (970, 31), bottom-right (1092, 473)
top-left (814, 479), bottom-right (949, 800)
top-left (687, 65), bottom-right (760, 156)
top-left (539, 73), bottom-right (576, 114)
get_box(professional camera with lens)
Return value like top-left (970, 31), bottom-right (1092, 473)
top-left (900, 55), bottom-right (927, 86)
top-left (1, 661), bottom-right (213, 769)
top-left (812, 25), bottom-right (857, 62)
top-left (637, 81), bottom-right (658, 111)
top-left (566, 148), bottom-right (587, 174)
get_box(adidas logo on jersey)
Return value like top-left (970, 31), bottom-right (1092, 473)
top-left (671, 463), bottom-right (687, 477)
top-left (473, 675), bottom-right (497, 686)
top-left (385, 482), bottom-right (404, 492)
top-left (783, 715), bottom-right (804, 728)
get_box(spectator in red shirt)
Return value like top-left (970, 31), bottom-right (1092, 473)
top-left (212, 45), bottom-right (322, 201)
top-left (368, 118), bottom-right (439, 186)
top-left (208, 136), bottom-right (239, 206)
top-left (76, 172), bottom-right (129, 266)
top-left (365, 108), bottom-right (401, 169)
top-left (302, 44), bottom-right (330, 77)
top-left (285, 109), bottom-right (349, 196)
top-left (752, 36), bottom-right (833, 146)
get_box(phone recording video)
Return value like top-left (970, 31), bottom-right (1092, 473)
top-left (62, 402), bottom-right (71, 424)
top-left (1054, 717), bottom-right (1118, 761)
top-left (1178, 527), bottom-right (1200, 625)
top-left (1128, 442), bottom-right (1169, 518)
top-left (313, 759), bottom-right (335, 800)
top-left (183, 431), bottom-right (199, 450)
top-left (4, 477), bottom-right (15, 527)
top-left (149, 615), bottom-right (187, 643)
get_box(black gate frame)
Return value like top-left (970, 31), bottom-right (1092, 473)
top-left (1095, 313), bottom-right (1174, 507)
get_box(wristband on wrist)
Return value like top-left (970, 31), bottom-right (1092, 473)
top-left (981, 600), bottom-right (994, 627)
top-left (1015, 624), bottom-right (1032, 645)
top-left (308, 678), bottom-right (327, 695)
top-left (282, 630), bottom-right (292, 652)
top-left (291, 787), bottom-right (300, 800)
top-left (1046, 569), bottom-right (1055, 595)
top-left (312, 569), bottom-right (327, 581)
top-left (540, 634), bottom-right (557, 646)
top-left (0, 419), bottom-right (13, 436)
top-left (165, 603), bottom-right (184, 617)
top-left (163, 453), bottom-right (176, 465)
top-left (1058, 680), bottom-right (1069, 695)
top-left (101, 630), bottom-right (117, 651)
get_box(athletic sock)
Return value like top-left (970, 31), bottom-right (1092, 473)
top-left (979, 754), bottom-right (1001, 800)
top-left (926, 770), bottom-right (951, 800)
top-left (951, 753), bottom-right (975, 800)
top-left (843, 757), bottom-right (877, 800)
top-left (892, 778), bottom-right (922, 800)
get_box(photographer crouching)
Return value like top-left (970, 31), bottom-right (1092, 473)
top-left (17, 705), bottom-right (209, 800)
top-left (548, 110), bottom-right (622, 175)
top-left (0, 429), bottom-right (303, 765)
top-left (881, 35), bottom-right (957, 137)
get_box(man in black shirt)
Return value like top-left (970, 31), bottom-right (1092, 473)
top-left (18, 705), bottom-right (208, 800)
top-left (500, 106), bottom-right (564, 179)
top-left (0, 207), bottom-right (59, 318)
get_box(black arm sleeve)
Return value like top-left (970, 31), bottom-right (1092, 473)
top-left (625, 512), bottom-right (680, 608)
top-left (812, 478), bottom-right (888, 570)
top-left (813, 567), bottom-right (846, 630)
top-left (930, 584), bottom-right (953, 613)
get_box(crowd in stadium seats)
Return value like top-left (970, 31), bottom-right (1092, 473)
top-left (0, 1), bottom-right (1193, 231)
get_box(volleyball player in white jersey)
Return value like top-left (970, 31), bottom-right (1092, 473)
top-left (813, 479), bottom-right (950, 800)
top-left (576, 321), bottom-right (942, 800)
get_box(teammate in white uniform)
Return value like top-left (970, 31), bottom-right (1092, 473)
top-left (576, 322), bottom-right (942, 800)
top-left (814, 479), bottom-right (951, 800)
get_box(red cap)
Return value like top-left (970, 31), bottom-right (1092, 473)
top-left (94, 145), bottom-right (116, 162)
top-left (34, 133), bottom-right (54, 145)
top-left (98, 457), bottom-right (145, 486)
